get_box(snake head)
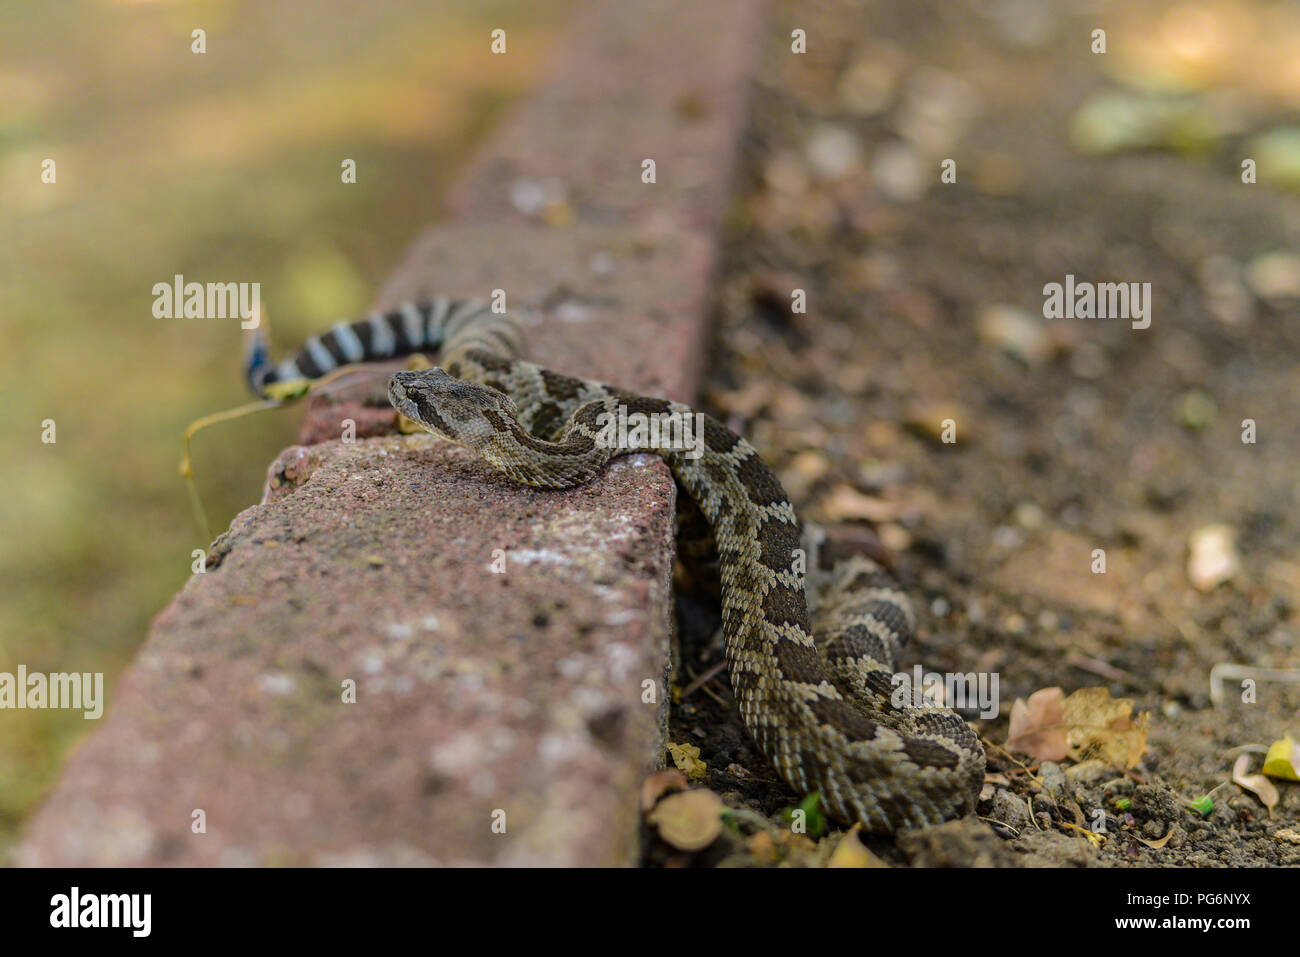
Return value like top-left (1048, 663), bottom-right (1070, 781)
top-left (388, 368), bottom-right (516, 448)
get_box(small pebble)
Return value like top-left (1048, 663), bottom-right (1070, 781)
top-left (879, 523), bottom-right (911, 553)
top-left (992, 789), bottom-right (1031, 830)
top-left (1039, 761), bottom-right (1066, 798)
top-left (837, 46), bottom-right (904, 116)
top-left (1175, 389), bottom-right (1217, 430)
top-left (977, 304), bottom-right (1050, 366)
top-left (805, 125), bottom-right (863, 181)
top-left (1014, 502), bottom-right (1045, 530)
top-left (895, 68), bottom-right (976, 154)
top-left (1065, 759), bottom-right (1111, 788)
top-left (1245, 250), bottom-right (1300, 299)
top-left (1187, 524), bottom-right (1240, 592)
top-left (871, 141), bottom-right (927, 203)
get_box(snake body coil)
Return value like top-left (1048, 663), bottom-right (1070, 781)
top-left (249, 300), bottom-right (985, 831)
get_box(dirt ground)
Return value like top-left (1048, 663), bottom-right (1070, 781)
top-left (652, 0), bottom-right (1300, 866)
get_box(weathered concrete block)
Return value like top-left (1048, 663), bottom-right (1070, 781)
top-left (19, 440), bottom-right (675, 866)
top-left (446, 0), bottom-right (765, 233)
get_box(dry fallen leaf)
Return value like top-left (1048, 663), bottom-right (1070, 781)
top-left (816, 484), bottom-right (901, 523)
top-left (1262, 734), bottom-right (1300, 782)
top-left (1062, 687), bottom-right (1150, 768)
top-left (1006, 687), bottom-right (1068, 760)
top-left (647, 789), bottom-right (724, 851)
top-left (667, 742), bottom-right (708, 781)
top-left (905, 403), bottom-right (970, 444)
top-left (827, 824), bottom-right (890, 868)
top-left (1006, 687), bottom-right (1149, 767)
top-left (1233, 754), bottom-right (1279, 817)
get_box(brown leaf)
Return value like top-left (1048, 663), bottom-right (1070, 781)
top-left (816, 484), bottom-right (902, 523)
top-left (1006, 687), bottom-right (1069, 760)
top-left (1233, 755), bottom-right (1279, 817)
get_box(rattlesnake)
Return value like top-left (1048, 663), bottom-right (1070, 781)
top-left (248, 299), bottom-right (985, 831)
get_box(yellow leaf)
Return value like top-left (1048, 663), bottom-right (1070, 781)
top-left (667, 742), bottom-right (708, 781)
top-left (828, 824), bottom-right (890, 867)
top-left (1061, 687), bottom-right (1149, 768)
top-left (1262, 734), bottom-right (1300, 781)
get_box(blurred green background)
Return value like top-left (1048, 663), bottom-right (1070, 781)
top-left (0, 0), bottom-right (572, 854)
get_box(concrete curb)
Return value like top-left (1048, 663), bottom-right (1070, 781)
top-left (18, 0), bottom-right (764, 866)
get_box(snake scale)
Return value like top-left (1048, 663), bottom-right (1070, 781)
top-left (247, 299), bottom-right (985, 831)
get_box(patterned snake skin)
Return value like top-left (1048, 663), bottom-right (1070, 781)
top-left (248, 299), bottom-right (985, 831)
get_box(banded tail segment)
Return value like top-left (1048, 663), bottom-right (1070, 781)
top-left (245, 298), bottom-right (513, 397)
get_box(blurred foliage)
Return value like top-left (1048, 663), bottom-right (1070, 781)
top-left (0, 0), bottom-right (571, 854)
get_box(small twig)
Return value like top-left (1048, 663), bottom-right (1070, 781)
top-left (1225, 743), bottom-right (1270, 756)
top-left (180, 361), bottom-right (412, 540)
top-left (1066, 651), bottom-right (1133, 684)
top-left (682, 659), bottom-right (727, 699)
top-left (698, 682), bottom-right (730, 708)
top-left (982, 739), bottom-right (1040, 777)
top-left (978, 815), bottom-right (1020, 837)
